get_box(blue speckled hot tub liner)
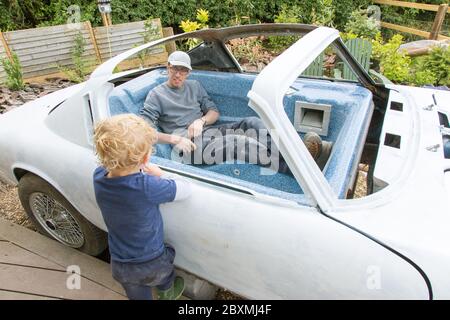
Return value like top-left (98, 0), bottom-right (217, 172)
top-left (109, 68), bottom-right (373, 203)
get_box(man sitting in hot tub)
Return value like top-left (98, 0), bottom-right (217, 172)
top-left (140, 51), bottom-right (332, 174)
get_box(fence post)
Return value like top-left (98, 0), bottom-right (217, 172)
top-left (429, 4), bottom-right (448, 40)
top-left (85, 21), bottom-right (102, 64)
top-left (162, 27), bottom-right (176, 54)
top-left (0, 31), bottom-right (13, 63)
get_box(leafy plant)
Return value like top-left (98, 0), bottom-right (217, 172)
top-left (267, 5), bottom-right (302, 54)
top-left (135, 18), bottom-right (163, 68)
top-left (196, 8), bottom-right (209, 26)
top-left (311, 0), bottom-right (335, 27)
top-left (344, 9), bottom-right (380, 39)
top-left (410, 68), bottom-right (436, 86)
top-left (371, 33), bottom-right (449, 86)
top-left (179, 8), bottom-right (209, 50)
top-left (59, 31), bottom-right (90, 83)
top-left (371, 33), bottom-right (411, 83)
top-left (420, 46), bottom-right (450, 86)
top-left (0, 0), bottom-right (373, 33)
top-left (226, 37), bottom-right (272, 72)
top-left (1, 52), bottom-right (25, 90)
top-left (340, 31), bottom-right (359, 42)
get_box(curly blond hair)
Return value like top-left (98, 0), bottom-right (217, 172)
top-left (94, 114), bottom-right (157, 172)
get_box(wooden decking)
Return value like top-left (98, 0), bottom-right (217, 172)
top-left (0, 217), bottom-right (126, 300)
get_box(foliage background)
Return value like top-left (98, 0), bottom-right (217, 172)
top-left (0, 0), bottom-right (372, 32)
top-left (1, 1), bottom-right (447, 36)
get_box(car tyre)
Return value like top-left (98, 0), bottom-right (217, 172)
top-left (18, 173), bottom-right (108, 256)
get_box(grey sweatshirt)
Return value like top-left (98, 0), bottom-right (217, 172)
top-left (140, 80), bottom-right (219, 134)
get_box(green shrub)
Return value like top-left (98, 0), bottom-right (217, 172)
top-left (344, 9), bottom-right (380, 39)
top-left (333, 0), bottom-right (372, 30)
top-left (311, 0), bottom-right (335, 27)
top-left (227, 36), bottom-right (272, 71)
top-left (371, 33), bottom-right (449, 86)
top-left (0, 0), bottom-right (372, 32)
top-left (135, 18), bottom-right (164, 68)
top-left (421, 46), bottom-right (450, 86)
top-left (179, 9), bottom-right (210, 50)
top-left (266, 5), bottom-right (302, 54)
top-left (59, 31), bottom-right (90, 83)
top-left (372, 33), bottom-right (411, 83)
top-left (1, 53), bottom-right (25, 91)
top-left (410, 69), bottom-right (437, 86)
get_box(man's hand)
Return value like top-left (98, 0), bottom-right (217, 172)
top-left (187, 118), bottom-right (204, 138)
top-left (174, 137), bottom-right (197, 154)
top-left (143, 163), bottom-right (164, 177)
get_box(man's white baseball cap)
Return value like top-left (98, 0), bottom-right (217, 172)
top-left (168, 51), bottom-right (192, 70)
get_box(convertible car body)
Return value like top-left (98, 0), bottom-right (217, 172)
top-left (1, 24), bottom-right (450, 299)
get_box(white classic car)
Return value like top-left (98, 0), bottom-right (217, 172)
top-left (0, 24), bottom-right (450, 299)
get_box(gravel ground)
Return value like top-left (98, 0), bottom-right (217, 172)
top-left (0, 79), bottom-right (367, 300)
top-left (0, 182), bottom-right (35, 230)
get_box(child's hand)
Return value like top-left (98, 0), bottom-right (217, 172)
top-left (143, 164), bottom-right (164, 177)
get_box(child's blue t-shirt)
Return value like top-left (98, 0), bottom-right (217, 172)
top-left (93, 166), bottom-right (176, 263)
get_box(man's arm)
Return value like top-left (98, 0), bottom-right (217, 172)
top-left (201, 109), bottom-right (220, 126)
top-left (187, 109), bottom-right (220, 138)
top-left (157, 132), bottom-right (197, 154)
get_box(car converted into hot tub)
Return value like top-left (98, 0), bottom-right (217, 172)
top-left (1, 24), bottom-right (450, 299)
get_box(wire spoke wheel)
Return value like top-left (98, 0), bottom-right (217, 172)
top-left (29, 192), bottom-right (85, 248)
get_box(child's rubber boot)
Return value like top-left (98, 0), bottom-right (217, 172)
top-left (157, 276), bottom-right (185, 300)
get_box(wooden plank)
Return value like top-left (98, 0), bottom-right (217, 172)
top-left (21, 57), bottom-right (97, 76)
top-left (7, 32), bottom-right (92, 51)
top-left (101, 13), bottom-right (109, 27)
top-left (163, 27), bottom-right (176, 54)
top-left (95, 35), bottom-right (144, 47)
top-left (18, 47), bottom-right (96, 64)
top-left (15, 44), bottom-right (96, 60)
top-left (0, 42), bottom-right (6, 81)
top-left (95, 20), bottom-right (146, 33)
top-left (380, 21), bottom-right (450, 40)
top-left (0, 218), bottom-right (125, 297)
top-left (0, 264), bottom-right (126, 300)
top-left (0, 290), bottom-right (60, 300)
top-left (94, 28), bottom-right (146, 40)
top-left (98, 46), bottom-right (164, 60)
top-left (85, 21), bottom-right (102, 64)
top-left (0, 31), bottom-right (13, 62)
top-left (373, 0), bottom-right (450, 13)
top-left (3, 23), bottom-right (86, 40)
top-left (94, 31), bottom-right (145, 42)
top-left (96, 38), bottom-right (148, 51)
top-left (100, 48), bottom-right (165, 64)
top-left (429, 4), bottom-right (449, 40)
top-left (21, 55), bottom-right (97, 70)
top-left (6, 30), bottom-right (91, 46)
top-left (0, 242), bottom-right (65, 270)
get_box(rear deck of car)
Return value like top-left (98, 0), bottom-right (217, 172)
top-left (108, 68), bottom-right (373, 204)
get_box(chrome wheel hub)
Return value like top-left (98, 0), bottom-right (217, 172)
top-left (29, 192), bottom-right (84, 248)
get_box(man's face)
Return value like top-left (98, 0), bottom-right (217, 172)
top-left (167, 64), bottom-right (190, 88)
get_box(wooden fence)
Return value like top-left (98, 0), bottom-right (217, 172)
top-left (373, 0), bottom-right (450, 40)
top-left (0, 35), bottom-right (7, 83)
top-left (0, 19), bottom-right (172, 83)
